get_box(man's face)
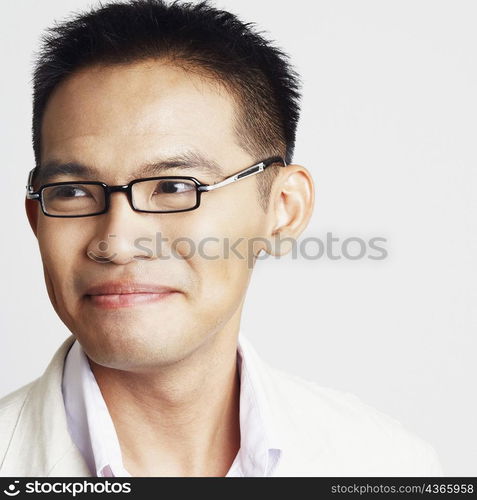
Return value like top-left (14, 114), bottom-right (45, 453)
top-left (36, 60), bottom-right (271, 370)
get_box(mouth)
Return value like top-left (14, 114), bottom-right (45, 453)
top-left (84, 281), bottom-right (180, 309)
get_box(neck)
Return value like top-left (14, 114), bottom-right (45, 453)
top-left (89, 323), bottom-right (241, 477)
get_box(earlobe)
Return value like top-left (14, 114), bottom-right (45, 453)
top-left (25, 198), bottom-right (39, 237)
top-left (268, 232), bottom-right (296, 257)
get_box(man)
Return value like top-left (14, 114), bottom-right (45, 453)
top-left (0, 0), bottom-right (441, 477)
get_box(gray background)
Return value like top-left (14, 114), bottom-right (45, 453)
top-left (0, 0), bottom-right (475, 475)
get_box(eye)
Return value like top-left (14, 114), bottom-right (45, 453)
top-left (153, 180), bottom-right (195, 194)
top-left (49, 185), bottom-right (91, 198)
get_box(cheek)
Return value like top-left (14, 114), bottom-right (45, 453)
top-left (37, 218), bottom-right (83, 260)
top-left (170, 203), bottom-right (264, 306)
top-left (36, 219), bottom-right (85, 297)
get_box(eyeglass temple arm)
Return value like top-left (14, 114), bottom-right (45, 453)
top-left (25, 168), bottom-right (40, 199)
top-left (24, 156), bottom-right (287, 197)
top-left (198, 157), bottom-right (286, 193)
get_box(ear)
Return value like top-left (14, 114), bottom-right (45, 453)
top-left (25, 197), bottom-right (39, 238)
top-left (264, 164), bottom-right (315, 257)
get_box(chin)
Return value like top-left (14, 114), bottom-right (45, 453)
top-left (75, 322), bottom-right (203, 372)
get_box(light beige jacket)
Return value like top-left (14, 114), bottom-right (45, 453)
top-left (0, 335), bottom-right (443, 477)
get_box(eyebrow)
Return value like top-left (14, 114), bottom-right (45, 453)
top-left (34, 150), bottom-right (224, 186)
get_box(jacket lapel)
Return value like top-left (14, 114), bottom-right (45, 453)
top-left (1, 335), bottom-right (91, 477)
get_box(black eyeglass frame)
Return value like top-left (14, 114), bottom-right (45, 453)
top-left (25, 156), bottom-right (287, 218)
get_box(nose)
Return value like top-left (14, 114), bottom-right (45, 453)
top-left (86, 191), bottom-right (158, 265)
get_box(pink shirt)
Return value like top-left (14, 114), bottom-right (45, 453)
top-left (61, 334), bottom-right (282, 477)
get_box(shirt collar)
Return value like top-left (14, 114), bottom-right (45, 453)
top-left (236, 333), bottom-right (283, 476)
top-left (62, 332), bottom-right (284, 477)
top-left (62, 340), bottom-right (130, 477)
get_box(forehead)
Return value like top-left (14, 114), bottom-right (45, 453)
top-left (40, 60), bottom-right (240, 174)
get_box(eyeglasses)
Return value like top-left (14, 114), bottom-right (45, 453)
top-left (25, 156), bottom-right (286, 218)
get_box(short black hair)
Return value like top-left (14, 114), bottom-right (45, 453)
top-left (32, 0), bottom-right (302, 208)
